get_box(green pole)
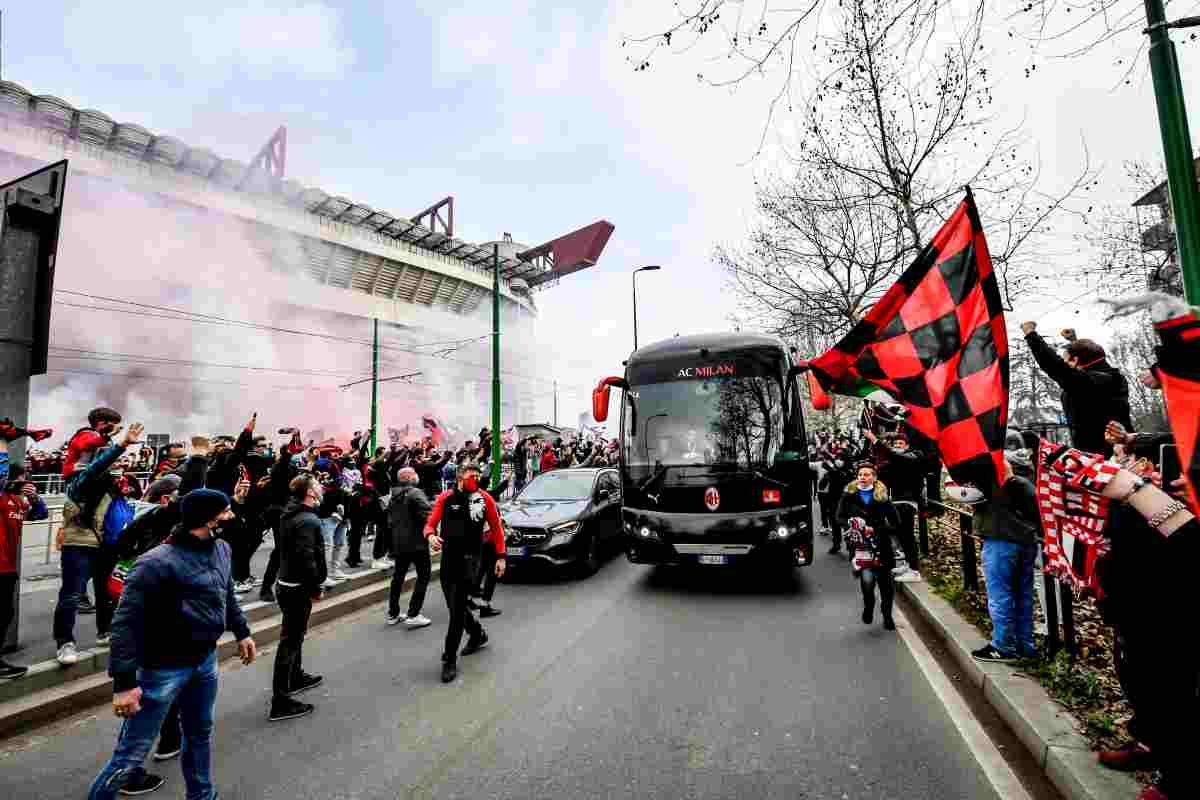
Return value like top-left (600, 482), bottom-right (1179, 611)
top-left (370, 317), bottom-right (379, 453)
top-left (1144, 0), bottom-right (1200, 305)
top-left (491, 244), bottom-right (502, 488)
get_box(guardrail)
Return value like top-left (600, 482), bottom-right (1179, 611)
top-left (925, 500), bottom-right (1077, 659)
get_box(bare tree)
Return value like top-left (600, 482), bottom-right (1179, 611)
top-left (1106, 323), bottom-right (1170, 431)
top-left (711, 0), bottom-right (1094, 353)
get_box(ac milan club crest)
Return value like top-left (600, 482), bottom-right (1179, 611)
top-left (704, 487), bottom-right (720, 512)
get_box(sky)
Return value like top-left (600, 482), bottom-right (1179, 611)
top-left (2, 0), bottom-right (1197, 430)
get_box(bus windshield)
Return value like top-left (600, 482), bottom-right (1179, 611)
top-left (622, 373), bottom-right (784, 469)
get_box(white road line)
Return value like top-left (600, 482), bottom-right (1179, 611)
top-left (893, 603), bottom-right (1033, 800)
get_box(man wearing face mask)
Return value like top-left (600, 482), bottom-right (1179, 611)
top-left (424, 463), bottom-right (506, 683)
top-left (87, 489), bottom-right (256, 800)
top-left (269, 475), bottom-right (328, 722)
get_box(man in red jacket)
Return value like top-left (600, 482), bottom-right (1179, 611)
top-left (424, 462), bottom-right (505, 683)
top-left (61, 407), bottom-right (122, 478)
top-left (0, 462), bottom-right (48, 679)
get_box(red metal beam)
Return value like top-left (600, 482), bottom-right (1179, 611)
top-left (412, 196), bottom-right (454, 237)
top-left (518, 220), bottom-right (614, 287)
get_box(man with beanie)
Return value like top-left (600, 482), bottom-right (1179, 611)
top-left (270, 474), bottom-right (327, 722)
top-left (87, 489), bottom-right (257, 800)
top-left (424, 462), bottom-right (506, 683)
top-left (387, 467), bottom-right (434, 628)
top-left (1020, 323), bottom-right (1133, 456)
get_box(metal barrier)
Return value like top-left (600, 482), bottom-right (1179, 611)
top-left (926, 499), bottom-right (1075, 658)
top-left (27, 471), bottom-right (154, 497)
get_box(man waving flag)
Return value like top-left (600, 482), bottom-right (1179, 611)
top-left (808, 190), bottom-right (1010, 491)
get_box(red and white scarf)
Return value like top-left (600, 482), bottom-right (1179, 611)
top-left (1036, 439), bottom-right (1121, 599)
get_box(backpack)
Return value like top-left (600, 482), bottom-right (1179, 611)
top-left (101, 496), bottom-right (134, 547)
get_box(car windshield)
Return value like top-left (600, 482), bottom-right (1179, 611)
top-left (518, 471), bottom-right (595, 501)
top-left (622, 373), bottom-right (784, 469)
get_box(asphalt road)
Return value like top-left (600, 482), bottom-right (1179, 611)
top-left (0, 546), bottom-right (1001, 800)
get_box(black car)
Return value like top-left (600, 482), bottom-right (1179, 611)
top-left (500, 468), bottom-right (622, 576)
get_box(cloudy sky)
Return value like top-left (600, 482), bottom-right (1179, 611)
top-left (4, 1), bottom-right (1197, 425)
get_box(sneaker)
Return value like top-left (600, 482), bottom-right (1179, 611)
top-left (1097, 742), bottom-right (1154, 772)
top-left (330, 569), bottom-right (349, 581)
top-left (321, 577), bottom-right (341, 589)
top-left (153, 743), bottom-right (181, 761)
top-left (895, 570), bottom-right (923, 583)
top-left (479, 606), bottom-right (502, 618)
top-left (259, 588), bottom-right (276, 604)
top-left (387, 613), bottom-right (407, 626)
top-left (971, 644), bottom-right (1016, 663)
top-left (96, 633), bottom-right (112, 646)
top-left (119, 770), bottom-right (165, 796)
top-left (56, 642), bottom-right (80, 666)
top-left (233, 580), bottom-right (254, 594)
top-left (404, 614), bottom-right (432, 629)
top-left (461, 632), bottom-right (489, 656)
top-left (862, 607), bottom-right (873, 625)
top-left (268, 697), bottom-right (314, 722)
top-left (0, 660), bottom-right (28, 681)
top-left (883, 618), bottom-right (896, 631)
top-left (441, 661), bottom-right (458, 683)
top-left (78, 597), bottom-right (96, 614)
top-left (286, 673), bottom-right (323, 696)
top-left (828, 545), bottom-right (841, 555)
top-left (891, 565), bottom-right (909, 577)
top-left (370, 558), bottom-right (391, 569)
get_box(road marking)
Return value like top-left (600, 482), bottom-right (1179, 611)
top-left (892, 603), bottom-right (1033, 800)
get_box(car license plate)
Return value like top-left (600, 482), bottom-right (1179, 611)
top-left (697, 554), bottom-right (727, 565)
top-left (508, 546), bottom-right (526, 557)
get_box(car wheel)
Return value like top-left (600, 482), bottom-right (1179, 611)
top-left (578, 534), bottom-right (600, 578)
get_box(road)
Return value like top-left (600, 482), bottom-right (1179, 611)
top-left (1, 547), bottom-right (1007, 800)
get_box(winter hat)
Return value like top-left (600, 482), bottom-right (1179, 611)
top-left (179, 489), bottom-right (230, 529)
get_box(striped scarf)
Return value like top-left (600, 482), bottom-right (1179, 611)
top-left (1036, 439), bottom-right (1121, 599)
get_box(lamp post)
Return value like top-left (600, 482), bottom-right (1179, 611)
top-left (632, 265), bottom-right (661, 351)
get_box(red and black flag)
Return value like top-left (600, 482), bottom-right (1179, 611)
top-left (1153, 309), bottom-right (1200, 515)
top-left (808, 190), bottom-right (1010, 490)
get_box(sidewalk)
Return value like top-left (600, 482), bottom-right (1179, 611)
top-left (11, 541), bottom-right (277, 666)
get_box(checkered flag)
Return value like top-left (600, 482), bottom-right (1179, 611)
top-left (809, 190), bottom-right (1009, 490)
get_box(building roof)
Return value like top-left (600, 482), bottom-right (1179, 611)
top-left (0, 79), bottom-right (549, 286)
top-left (1131, 156), bottom-right (1200, 208)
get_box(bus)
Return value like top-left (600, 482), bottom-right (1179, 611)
top-left (592, 332), bottom-right (813, 571)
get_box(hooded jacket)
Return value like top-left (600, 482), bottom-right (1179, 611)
top-left (276, 500), bottom-right (327, 591)
top-left (388, 480), bottom-right (433, 553)
top-left (1025, 332), bottom-right (1133, 456)
top-left (835, 480), bottom-right (900, 570)
top-left (61, 442), bottom-right (131, 549)
top-left (108, 526), bottom-right (250, 692)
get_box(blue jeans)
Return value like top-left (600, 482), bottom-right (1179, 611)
top-left (54, 545), bottom-right (114, 646)
top-left (88, 650), bottom-right (220, 800)
top-left (981, 539), bottom-right (1039, 658)
top-left (321, 517), bottom-right (347, 547)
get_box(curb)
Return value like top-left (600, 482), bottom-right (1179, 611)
top-left (0, 561), bottom-right (438, 740)
top-left (897, 580), bottom-right (1140, 800)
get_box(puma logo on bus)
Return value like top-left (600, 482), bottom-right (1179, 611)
top-left (677, 364), bottom-right (735, 378)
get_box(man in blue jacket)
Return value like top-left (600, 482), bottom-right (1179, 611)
top-left (87, 489), bottom-right (257, 800)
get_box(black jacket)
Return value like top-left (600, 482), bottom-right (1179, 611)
top-left (835, 481), bottom-right (901, 570)
top-left (973, 476), bottom-right (1040, 545)
top-left (875, 443), bottom-right (925, 501)
top-left (388, 480), bottom-right (433, 553)
top-left (1025, 332), bottom-right (1133, 456)
top-left (114, 503), bottom-right (180, 561)
top-left (207, 428), bottom-right (254, 497)
top-left (415, 452), bottom-right (452, 498)
top-left (276, 501), bottom-right (327, 591)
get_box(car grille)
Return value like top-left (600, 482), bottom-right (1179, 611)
top-left (506, 527), bottom-right (548, 545)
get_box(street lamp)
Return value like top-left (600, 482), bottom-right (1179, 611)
top-left (632, 265), bottom-right (661, 351)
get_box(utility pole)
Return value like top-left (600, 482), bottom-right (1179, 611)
top-left (370, 318), bottom-right (378, 453)
top-left (491, 244), bottom-right (502, 489)
top-left (1143, 0), bottom-right (1200, 305)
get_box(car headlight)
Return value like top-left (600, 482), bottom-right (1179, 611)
top-left (548, 520), bottom-right (581, 547)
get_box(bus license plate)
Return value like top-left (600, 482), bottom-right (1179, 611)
top-left (698, 555), bottom-right (727, 565)
top-left (508, 546), bottom-right (526, 557)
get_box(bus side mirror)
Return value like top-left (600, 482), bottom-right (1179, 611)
top-left (592, 377), bottom-right (627, 423)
